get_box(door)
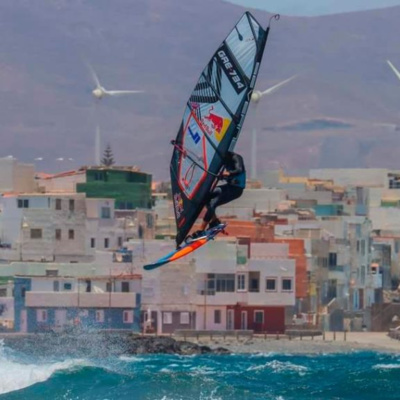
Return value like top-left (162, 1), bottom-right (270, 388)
top-left (20, 309), bottom-right (27, 333)
top-left (227, 310), bottom-right (234, 330)
top-left (241, 311), bottom-right (247, 330)
top-left (55, 309), bottom-right (67, 330)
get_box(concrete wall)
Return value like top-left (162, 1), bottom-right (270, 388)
top-left (37, 172), bottom-right (86, 193)
top-left (0, 158), bottom-right (35, 193)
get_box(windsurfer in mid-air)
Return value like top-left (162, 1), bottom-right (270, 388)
top-left (190, 151), bottom-right (246, 239)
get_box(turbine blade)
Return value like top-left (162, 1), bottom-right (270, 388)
top-left (85, 61), bottom-right (101, 88)
top-left (260, 74), bottom-right (297, 97)
top-left (106, 90), bottom-right (144, 96)
top-left (387, 60), bottom-right (400, 82)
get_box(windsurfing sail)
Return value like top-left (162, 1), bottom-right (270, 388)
top-left (170, 12), bottom-right (279, 246)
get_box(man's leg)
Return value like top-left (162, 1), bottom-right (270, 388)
top-left (203, 187), bottom-right (223, 229)
top-left (206, 186), bottom-right (243, 228)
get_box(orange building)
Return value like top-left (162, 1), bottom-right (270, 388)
top-left (192, 218), bottom-right (275, 242)
top-left (273, 238), bottom-right (308, 300)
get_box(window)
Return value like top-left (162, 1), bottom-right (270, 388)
top-left (237, 274), bottom-right (246, 291)
top-left (69, 199), bottom-right (75, 211)
top-left (163, 312), bottom-right (172, 324)
top-left (85, 280), bottom-right (91, 293)
top-left (63, 282), bottom-right (72, 291)
top-left (254, 311), bottom-right (264, 324)
top-left (146, 214), bottom-right (153, 228)
top-left (95, 310), bottom-right (104, 323)
top-left (17, 199), bottom-right (29, 208)
top-left (101, 207), bottom-right (111, 219)
top-left (118, 237), bottom-right (123, 247)
top-left (123, 310), bottom-right (133, 323)
top-left (282, 278), bottom-right (293, 292)
top-left (21, 287), bottom-right (26, 298)
top-left (215, 274), bottom-right (235, 292)
top-left (250, 278), bottom-right (259, 292)
top-left (106, 282), bottom-right (112, 292)
top-left (53, 281), bottom-right (60, 292)
top-left (121, 282), bottom-right (130, 293)
top-left (266, 278), bottom-right (277, 292)
top-left (104, 238), bottom-right (109, 248)
top-left (361, 240), bottom-right (365, 256)
top-left (30, 229), bottom-right (42, 239)
top-left (94, 172), bottom-right (105, 181)
top-left (37, 309), bottom-right (48, 322)
top-left (55, 199), bottom-right (62, 210)
top-left (328, 253), bottom-right (337, 267)
top-left (68, 229), bottom-right (74, 240)
top-left (214, 310), bottom-right (221, 324)
top-left (55, 229), bottom-right (62, 240)
top-left (180, 312), bottom-right (190, 325)
top-left (90, 238), bottom-right (96, 248)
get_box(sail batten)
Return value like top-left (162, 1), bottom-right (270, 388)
top-left (170, 12), bottom-right (276, 246)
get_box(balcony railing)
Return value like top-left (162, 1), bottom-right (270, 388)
top-left (328, 265), bottom-right (345, 272)
top-left (26, 291), bottom-right (137, 308)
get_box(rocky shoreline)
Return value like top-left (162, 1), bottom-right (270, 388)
top-left (2, 331), bottom-right (399, 357)
top-left (1, 333), bottom-right (230, 358)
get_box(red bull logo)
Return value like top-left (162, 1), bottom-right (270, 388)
top-left (174, 193), bottom-right (184, 219)
top-left (202, 106), bottom-right (230, 142)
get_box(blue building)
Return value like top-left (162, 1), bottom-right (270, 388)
top-left (14, 274), bottom-right (141, 333)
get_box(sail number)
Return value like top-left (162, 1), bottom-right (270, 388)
top-left (188, 126), bottom-right (201, 144)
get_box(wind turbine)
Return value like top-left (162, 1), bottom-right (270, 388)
top-left (87, 63), bottom-right (144, 100)
top-left (250, 74), bottom-right (297, 180)
top-left (387, 60), bottom-right (400, 82)
top-left (86, 62), bottom-right (144, 166)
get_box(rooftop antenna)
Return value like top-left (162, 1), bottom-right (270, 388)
top-left (250, 75), bottom-right (297, 180)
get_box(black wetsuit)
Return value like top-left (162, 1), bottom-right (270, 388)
top-left (204, 153), bottom-right (246, 224)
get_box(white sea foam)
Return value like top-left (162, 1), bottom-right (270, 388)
top-left (247, 359), bottom-right (308, 375)
top-left (118, 355), bottom-right (146, 362)
top-left (0, 340), bottom-right (90, 395)
top-left (373, 363), bottom-right (400, 370)
top-left (158, 388), bottom-right (222, 400)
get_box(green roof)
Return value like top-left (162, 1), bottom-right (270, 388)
top-left (0, 276), bottom-right (13, 284)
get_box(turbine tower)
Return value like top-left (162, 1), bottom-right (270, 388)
top-left (95, 125), bottom-right (101, 165)
top-left (387, 60), bottom-right (400, 82)
top-left (250, 75), bottom-right (297, 180)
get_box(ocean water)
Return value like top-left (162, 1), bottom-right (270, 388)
top-left (1, 340), bottom-right (400, 400)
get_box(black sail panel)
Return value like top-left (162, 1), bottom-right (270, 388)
top-left (170, 12), bottom-right (275, 246)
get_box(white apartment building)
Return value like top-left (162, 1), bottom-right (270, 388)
top-left (135, 238), bottom-right (295, 334)
top-left (0, 193), bottom-right (89, 262)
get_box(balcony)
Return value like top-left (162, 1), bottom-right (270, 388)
top-left (26, 292), bottom-right (138, 308)
top-left (113, 250), bottom-right (133, 263)
top-left (195, 291), bottom-right (247, 305)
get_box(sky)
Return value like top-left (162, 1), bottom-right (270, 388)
top-left (224, 0), bottom-right (400, 16)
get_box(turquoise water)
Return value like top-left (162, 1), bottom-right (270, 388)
top-left (1, 341), bottom-right (400, 400)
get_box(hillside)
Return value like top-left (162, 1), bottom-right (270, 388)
top-left (0, 0), bottom-right (399, 179)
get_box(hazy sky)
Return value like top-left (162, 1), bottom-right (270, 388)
top-left (224, 0), bottom-right (400, 16)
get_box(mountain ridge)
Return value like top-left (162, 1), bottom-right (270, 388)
top-left (0, 0), bottom-right (399, 179)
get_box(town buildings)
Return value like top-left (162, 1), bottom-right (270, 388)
top-left (1, 156), bottom-right (400, 333)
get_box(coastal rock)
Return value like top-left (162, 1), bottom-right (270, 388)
top-left (1, 333), bottom-right (230, 357)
